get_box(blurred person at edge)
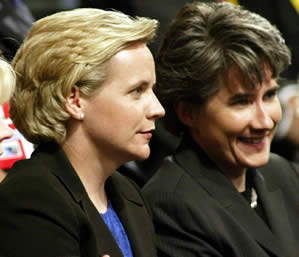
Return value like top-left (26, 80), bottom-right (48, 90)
top-left (0, 8), bottom-right (164, 257)
top-left (143, 2), bottom-right (299, 257)
top-left (0, 58), bottom-right (15, 181)
top-left (0, 0), bottom-right (34, 177)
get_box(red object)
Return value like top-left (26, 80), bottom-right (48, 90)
top-left (0, 103), bottom-right (34, 170)
top-left (0, 138), bottom-right (27, 169)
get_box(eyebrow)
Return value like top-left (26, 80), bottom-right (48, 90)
top-left (229, 93), bottom-right (252, 102)
top-left (229, 84), bottom-right (280, 101)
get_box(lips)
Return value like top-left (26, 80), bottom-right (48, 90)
top-left (141, 128), bottom-right (155, 133)
top-left (139, 129), bottom-right (154, 140)
top-left (238, 137), bottom-right (265, 144)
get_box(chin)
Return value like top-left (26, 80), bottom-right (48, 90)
top-left (136, 151), bottom-right (151, 161)
top-left (245, 155), bottom-right (270, 168)
top-left (128, 146), bottom-right (151, 161)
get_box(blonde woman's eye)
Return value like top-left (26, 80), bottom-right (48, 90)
top-left (131, 85), bottom-right (145, 96)
top-left (134, 87), bottom-right (142, 94)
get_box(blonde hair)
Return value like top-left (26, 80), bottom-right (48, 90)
top-left (10, 8), bottom-right (158, 144)
top-left (0, 58), bottom-right (15, 105)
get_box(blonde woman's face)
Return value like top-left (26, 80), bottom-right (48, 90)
top-left (0, 120), bottom-right (14, 155)
top-left (81, 43), bottom-right (165, 164)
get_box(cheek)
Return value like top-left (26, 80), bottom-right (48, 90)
top-left (198, 116), bottom-right (240, 150)
top-left (216, 113), bottom-right (246, 136)
top-left (273, 102), bottom-right (282, 123)
top-left (264, 100), bottom-right (282, 126)
top-left (112, 105), bottom-right (144, 132)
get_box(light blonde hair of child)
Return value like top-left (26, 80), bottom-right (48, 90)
top-left (0, 58), bottom-right (15, 105)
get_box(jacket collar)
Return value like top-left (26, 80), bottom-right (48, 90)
top-left (173, 137), bottom-right (292, 257)
top-left (34, 142), bottom-right (144, 205)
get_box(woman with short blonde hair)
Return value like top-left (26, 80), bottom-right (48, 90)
top-left (0, 8), bottom-right (164, 257)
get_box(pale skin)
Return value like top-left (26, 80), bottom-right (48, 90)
top-left (62, 42), bottom-right (165, 214)
top-left (176, 64), bottom-right (281, 192)
top-left (0, 169), bottom-right (7, 182)
top-left (0, 119), bottom-right (14, 155)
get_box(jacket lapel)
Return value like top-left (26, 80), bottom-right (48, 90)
top-left (37, 142), bottom-right (123, 257)
top-left (37, 143), bottom-right (155, 257)
top-left (174, 145), bottom-right (287, 257)
top-left (106, 173), bottom-right (156, 257)
top-left (80, 197), bottom-right (124, 257)
top-left (256, 167), bottom-right (298, 256)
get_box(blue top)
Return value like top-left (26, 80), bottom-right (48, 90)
top-left (101, 200), bottom-right (134, 257)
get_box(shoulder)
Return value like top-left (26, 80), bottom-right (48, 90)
top-left (0, 157), bottom-right (79, 226)
top-left (2, 157), bottom-right (56, 190)
top-left (0, 163), bottom-right (83, 256)
top-left (143, 155), bottom-right (194, 195)
top-left (142, 155), bottom-right (212, 220)
top-left (260, 153), bottom-right (297, 177)
top-left (2, 156), bottom-right (66, 198)
top-left (109, 171), bottom-right (149, 206)
top-left (258, 153), bottom-right (299, 189)
top-left (110, 170), bottom-right (141, 192)
top-left (141, 157), bottom-right (221, 244)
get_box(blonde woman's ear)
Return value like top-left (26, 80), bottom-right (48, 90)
top-left (65, 85), bottom-right (84, 120)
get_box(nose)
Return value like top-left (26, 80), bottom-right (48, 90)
top-left (0, 121), bottom-right (14, 155)
top-left (147, 92), bottom-right (165, 120)
top-left (251, 102), bottom-right (275, 130)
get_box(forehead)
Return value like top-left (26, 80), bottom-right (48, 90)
top-left (222, 63), bottom-right (274, 94)
top-left (98, 42), bottom-right (155, 90)
top-left (107, 43), bottom-right (154, 76)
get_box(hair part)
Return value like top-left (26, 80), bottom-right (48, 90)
top-left (155, 1), bottom-right (291, 136)
top-left (10, 8), bottom-right (158, 144)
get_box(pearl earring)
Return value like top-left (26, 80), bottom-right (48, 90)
top-left (79, 113), bottom-right (85, 120)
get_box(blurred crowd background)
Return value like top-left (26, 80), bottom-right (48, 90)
top-left (21, 0), bottom-right (299, 82)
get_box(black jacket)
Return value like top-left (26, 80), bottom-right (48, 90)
top-left (143, 138), bottom-right (299, 257)
top-left (0, 142), bottom-right (156, 257)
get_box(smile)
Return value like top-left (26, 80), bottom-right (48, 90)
top-left (239, 136), bottom-right (266, 146)
top-left (238, 136), bottom-right (266, 144)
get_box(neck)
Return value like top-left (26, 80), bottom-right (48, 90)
top-left (61, 131), bottom-right (117, 213)
top-left (219, 166), bottom-right (247, 192)
top-left (231, 172), bottom-right (247, 192)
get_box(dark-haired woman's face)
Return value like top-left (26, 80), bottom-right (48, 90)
top-left (188, 65), bottom-right (281, 173)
